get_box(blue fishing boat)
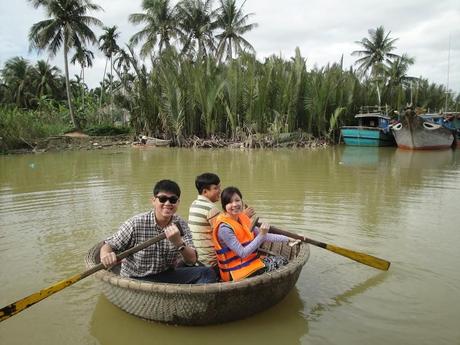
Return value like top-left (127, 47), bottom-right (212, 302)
top-left (440, 112), bottom-right (460, 148)
top-left (341, 107), bottom-right (395, 146)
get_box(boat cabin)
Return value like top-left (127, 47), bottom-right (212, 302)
top-left (355, 113), bottom-right (391, 129)
top-left (340, 107), bottom-right (395, 146)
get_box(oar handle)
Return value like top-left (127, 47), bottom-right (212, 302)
top-left (259, 222), bottom-right (390, 271)
top-left (116, 221), bottom-right (182, 260)
top-left (88, 232), bottom-right (168, 278)
top-left (250, 216), bottom-right (260, 232)
top-left (115, 232), bottom-right (166, 261)
top-left (265, 226), bottom-right (325, 248)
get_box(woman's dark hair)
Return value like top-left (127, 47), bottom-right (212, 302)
top-left (220, 186), bottom-right (242, 210)
top-left (195, 173), bottom-right (220, 194)
top-left (153, 179), bottom-right (181, 197)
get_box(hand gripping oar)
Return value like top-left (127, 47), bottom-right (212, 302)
top-left (0, 232), bottom-right (166, 322)
top-left (254, 218), bottom-right (390, 271)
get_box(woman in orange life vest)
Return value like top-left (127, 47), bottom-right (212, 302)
top-left (212, 186), bottom-right (292, 282)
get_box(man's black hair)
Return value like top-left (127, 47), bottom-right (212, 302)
top-left (153, 179), bottom-right (181, 197)
top-left (195, 173), bottom-right (220, 194)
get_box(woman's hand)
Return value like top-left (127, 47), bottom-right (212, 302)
top-left (288, 239), bottom-right (302, 247)
top-left (259, 222), bottom-right (270, 235)
top-left (243, 206), bottom-right (256, 218)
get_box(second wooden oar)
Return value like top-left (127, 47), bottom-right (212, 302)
top-left (264, 223), bottom-right (390, 271)
top-left (0, 232), bottom-right (166, 323)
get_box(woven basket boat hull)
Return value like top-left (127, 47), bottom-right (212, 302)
top-left (85, 241), bottom-right (309, 325)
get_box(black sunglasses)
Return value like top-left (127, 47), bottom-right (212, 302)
top-left (156, 195), bottom-right (179, 204)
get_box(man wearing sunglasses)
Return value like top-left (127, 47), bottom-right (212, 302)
top-left (99, 179), bottom-right (217, 284)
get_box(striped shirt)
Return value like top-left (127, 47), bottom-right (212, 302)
top-left (188, 195), bottom-right (220, 266)
top-left (105, 211), bottom-right (193, 278)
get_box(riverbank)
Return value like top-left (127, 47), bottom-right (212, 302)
top-left (1, 131), bottom-right (330, 154)
top-left (1, 134), bottom-right (133, 154)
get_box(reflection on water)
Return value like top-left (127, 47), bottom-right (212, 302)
top-left (307, 271), bottom-right (388, 320)
top-left (393, 148), bottom-right (455, 170)
top-left (339, 146), bottom-right (390, 166)
top-left (1, 147), bottom-right (460, 345)
top-left (90, 289), bottom-right (307, 345)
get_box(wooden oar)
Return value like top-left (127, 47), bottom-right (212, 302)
top-left (254, 219), bottom-right (390, 271)
top-left (0, 232), bottom-right (166, 323)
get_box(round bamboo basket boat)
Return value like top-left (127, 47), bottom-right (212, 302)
top-left (85, 241), bottom-right (309, 325)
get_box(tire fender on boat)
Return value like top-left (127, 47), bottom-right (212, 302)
top-left (423, 122), bottom-right (441, 130)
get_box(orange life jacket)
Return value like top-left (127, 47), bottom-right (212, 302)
top-left (212, 213), bottom-right (265, 281)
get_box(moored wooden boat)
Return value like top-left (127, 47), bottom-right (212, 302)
top-left (441, 112), bottom-right (460, 148)
top-left (340, 106), bottom-right (395, 147)
top-left (85, 241), bottom-right (309, 325)
top-left (146, 137), bottom-right (171, 146)
top-left (391, 109), bottom-right (454, 150)
top-left (132, 136), bottom-right (172, 147)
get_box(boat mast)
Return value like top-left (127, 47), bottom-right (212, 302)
top-left (444, 34), bottom-right (451, 112)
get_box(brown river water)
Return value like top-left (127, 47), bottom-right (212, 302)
top-left (1, 146), bottom-right (459, 345)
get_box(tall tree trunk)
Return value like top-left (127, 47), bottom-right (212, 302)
top-left (376, 84), bottom-right (381, 106)
top-left (228, 38), bottom-right (233, 60)
top-left (99, 57), bottom-right (108, 112)
top-left (110, 54), bottom-right (113, 122)
top-left (81, 66), bottom-right (85, 109)
top-left (64, 42), bottom-right (78, 129)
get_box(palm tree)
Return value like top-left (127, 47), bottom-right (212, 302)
top-left (177, 0), bottom-right (216, 59)
top-left (99, 25), bottom-right (121, 114)
top-left (71, 45), bottom-right (94, 107)
top-left (0, 80), bottom-right (7, 105)
top-left (1, 57), bottom-right (34, 107)
top-left (385, 54), bottom-right (415, 86)
top-left (71, 44), bottom-right (94, 86)
top-left (215, 0), bottom-right (257, 62)
top-left (158, 61), bottom-right (186, 144)
top-left (32, 60), bottom-right (62, 99)
top-left (304, 62), bottom-right (350, 137)
top-left (352, 26), bottom-right (400, 105)
top-left (113, 47), bottom-right (135, 99)
top-left (352, 26), bottom-right (400, 75)
top-left (114, 48), bottom-right (132, 78)
top-left (384, 54), bottom-right (416, 108)
top-left (191, 57), bottom-right (226, 137)
top-left (28, 0), bottom-right (102, 129)
top-left (129, 0), bottom-right (180, 57)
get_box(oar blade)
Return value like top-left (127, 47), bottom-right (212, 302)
top-left (0, 234), bottom-right (166, 323)
top-left (326, 244), bottom-right (391, 271)
top-left (0, 272), bottom-right (84, 322)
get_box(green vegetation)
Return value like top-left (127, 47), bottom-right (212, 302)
top-left (0, 105), bottom-right (71, 151)
top-left (83, 125), bottom-right (131, 136)
top-left (1, 1), bottom-right (459, 152)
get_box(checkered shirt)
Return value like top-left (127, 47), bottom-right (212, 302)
top-left (105, 211), bottom-right (194, 278)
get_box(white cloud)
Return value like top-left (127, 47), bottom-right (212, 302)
top-left (0, 0), bottom-right (459, 93)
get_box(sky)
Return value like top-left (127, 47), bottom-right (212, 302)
top-left (0, 0), bottom-right (459, 94)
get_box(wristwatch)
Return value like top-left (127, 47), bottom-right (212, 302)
top-left (177, 242), bottom-right (186, 252)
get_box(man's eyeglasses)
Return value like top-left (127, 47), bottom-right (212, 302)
top-left (156, 195), bottom-right (179, 204)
